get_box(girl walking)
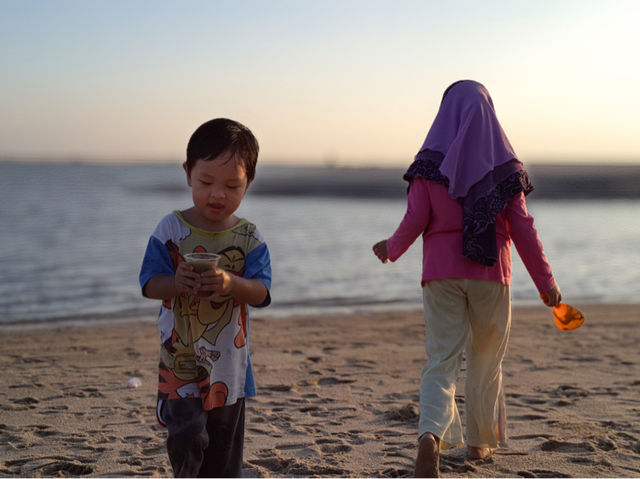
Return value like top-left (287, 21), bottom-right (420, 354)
top-left (372, 80), bottom-right (561, 477)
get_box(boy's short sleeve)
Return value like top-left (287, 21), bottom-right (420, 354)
top-left (139, 227), bottom-right (175, 297)
top-left (139, 213), bottom-right (188, 297)
top-left (244, 242), bottom-right (272, 308)
top-left (139, 237), bottom-right (174, 297)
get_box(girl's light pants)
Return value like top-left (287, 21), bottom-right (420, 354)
top-left (419, 278), bottom-right (510, 449)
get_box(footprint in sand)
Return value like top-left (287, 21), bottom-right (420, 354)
top-left (248, 448), bottom-right (347, 477)
top-left (263, 384), bottom-right (295, 393)
top-left (347, 358), bottom-right (377, 369)
top-left (550, 384), bottom-right (589, 398)
top-left (299, 405), bottom-right (329, 417)
top-left (607, 430), bottom-right (640, 454)
top-left (375, 466), bottom-right (411, 477)
top-left (439, 455), bottom-right (478, 474)
top-left (5, 457), bottom-right (95, 477)
top-left (314, 437), bottom-right (353, 454)
top-left (512, 414), bottom-right (547, 421)
top-left (517, 469), bottom-right (571, 478)
top-left (592, 386), bottom-right (621, 397)
top-left (540, 439), bottom-right (596, 453)
top-left (14, 397), bottom-right (39, 406)
top-left (596, 436), bottom-right (617, 451)
top-left (32, 427), bottom-right (59, 438)
top-left (340, 430), bottom-right (371, 446)
top-left (317, 377), bottom-right (357, 386)
top-left (510, 433), bottom-right (554, 440)
top-left (381, 444), bottom-right (414, 461)
top-left (1, 424), bottom-right (29, 450)
top-left (519, 396), bottom-right (548, 405)
top-left (385, 403), bottom-right (419, 423)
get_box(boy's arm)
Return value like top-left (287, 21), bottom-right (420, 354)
top-left (144, 262), bottom-right (201, 300)
top-left (200, 270), bottom-right (269, 306)
top-left (226, 275), bottom-right (269, 306)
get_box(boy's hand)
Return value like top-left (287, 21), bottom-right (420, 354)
top-left (199, 268), bottom-right (233, 298)
top-left (372, 240), bottom-right (389, 263)
top-left (174, 262), bottom-right (201, 295)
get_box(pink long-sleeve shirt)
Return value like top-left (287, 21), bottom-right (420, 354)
top-left (387, 178), bottom-right (555, 293)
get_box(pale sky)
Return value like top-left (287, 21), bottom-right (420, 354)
top-left (1, 0), bottom-right (639, 166)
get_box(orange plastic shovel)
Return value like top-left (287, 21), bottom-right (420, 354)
top-left (540, 294), bottom-right (585, 331)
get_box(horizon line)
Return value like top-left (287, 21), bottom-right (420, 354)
top-left (1, 154), bottom-right (640, 168)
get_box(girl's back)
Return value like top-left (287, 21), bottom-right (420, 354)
top-left (389, 177), bottom-right (554, 293)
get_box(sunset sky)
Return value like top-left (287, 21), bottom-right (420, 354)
top-left (1, 0), bottom-right (639, 166)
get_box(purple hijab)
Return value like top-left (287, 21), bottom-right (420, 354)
top-left (404, 80), bottom-right (533, 266)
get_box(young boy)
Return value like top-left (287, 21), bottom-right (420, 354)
top-left (139, 118), bottom-right (271, 477)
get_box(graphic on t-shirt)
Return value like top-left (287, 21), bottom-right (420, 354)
top-left (140, 213), bottom-right (271, 412)
top-left (174, 245), bottom-right (245, 360)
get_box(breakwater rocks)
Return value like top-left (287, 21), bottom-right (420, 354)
top-left (249, 163), bottom-right (640, 199)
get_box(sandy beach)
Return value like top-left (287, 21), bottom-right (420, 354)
top-left (1, 303), bottom-right (639, 478)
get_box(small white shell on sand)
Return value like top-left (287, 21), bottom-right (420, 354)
top-left (127, 377), bottom-right (142, 388)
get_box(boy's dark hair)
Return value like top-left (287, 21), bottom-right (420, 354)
top-left (186, 118), bottom-right (259, 182)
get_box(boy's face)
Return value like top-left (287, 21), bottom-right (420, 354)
top-left (184, 152), bottom-right (250, 230)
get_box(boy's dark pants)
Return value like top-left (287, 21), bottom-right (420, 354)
top-left (162, 397), bottom-right (245, 478)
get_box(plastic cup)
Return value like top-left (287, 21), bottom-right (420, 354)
top-left (184, 253), bottom-right (221, 297)
top-left (184, 253), bottom-right (221, 273)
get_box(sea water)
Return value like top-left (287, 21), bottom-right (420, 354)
top-left (0, 162), bottom-right (638, 326)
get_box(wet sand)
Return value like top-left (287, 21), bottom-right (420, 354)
top-left (1, 303), bottom-right (639, 477)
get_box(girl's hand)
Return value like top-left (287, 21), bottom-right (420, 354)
top-left (174, 262), bottom-right (201, 295)
top-left (199, 268), bottom-right (233, 298)
top-left (372, 240), bottom-right (389, 264)
top-left (541, 283), bottom-right (562, 307)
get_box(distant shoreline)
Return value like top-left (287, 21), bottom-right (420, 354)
top-left (251, 163), bottom-right (640, 199)
top-left (3, 159), bottom-right (640, 199)
top-left (3, 156), bottom-right (640, 171)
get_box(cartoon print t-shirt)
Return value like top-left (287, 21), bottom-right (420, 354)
top-left (139, 211), bottom-right (271, 421)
